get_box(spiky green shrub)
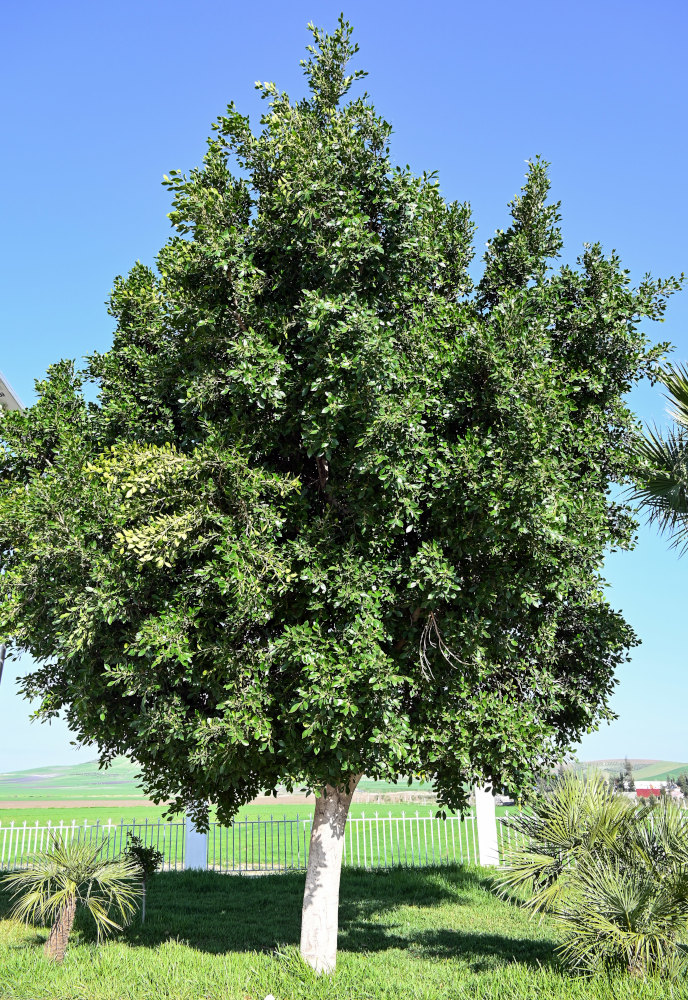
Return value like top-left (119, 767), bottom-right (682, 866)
top-left (497, 772), bottom-right (635, 913)
top-left (557, 849), bottom-right (688, 977)
top-left (2, 834), bottom-right (140, 962)
top-left (498, 775), bottom-right (688, 978)
top-left (124, 833), bottom-right (163, 924)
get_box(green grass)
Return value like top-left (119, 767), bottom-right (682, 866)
top-left (0, 801), bottom-right (514, 826)
top-left (0, 866), bottom-right (680, 999)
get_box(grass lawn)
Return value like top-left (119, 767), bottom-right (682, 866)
top-left (0, 865), bottom-right (681, 1000)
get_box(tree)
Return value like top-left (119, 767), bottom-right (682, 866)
top-left (2, 835), bottom-right (139, 962)
top-left (623, 756), bottom-right (635, 791)
top-left (632, 364), bottom-right (688, 550)
top-left (0, 17), bottom-right (681, 973)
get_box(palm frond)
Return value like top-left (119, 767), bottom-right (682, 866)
top-left (500, 775), bottom-right (688, 978)
top-left (628, 362), bottom-right (688, 553)
top-left (630, 425), bottom-right (688, 552)
top-left (558, 850), bottom-right (688, 976)
top-left (660, 364), bottom-right (688, 430)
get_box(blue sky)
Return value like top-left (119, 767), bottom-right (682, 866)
top-left (1, 0), bottom-right (687, 772)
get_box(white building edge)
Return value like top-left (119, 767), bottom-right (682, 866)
top-left (0, 369), bottom-right (22, 683)
top-left (0, 370), bottom-right (23, 411)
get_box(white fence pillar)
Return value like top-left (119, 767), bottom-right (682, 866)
top-left (184, 817), bottom-right (208, 870)
top-left (474, 784), bottom-right (499, 867)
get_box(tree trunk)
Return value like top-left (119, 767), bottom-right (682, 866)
top-left (44, 895), bottom-right (76, 962)
top-left (141, 879), bottom-right (147, 924)
top-left (300, 774), bottom-right (362, 974)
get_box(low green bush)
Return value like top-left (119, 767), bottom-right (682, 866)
top-left (124, 833), bottom-right (164, 924)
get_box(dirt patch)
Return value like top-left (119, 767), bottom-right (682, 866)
top-left (0, 790), bottom-right (437, 810)
top-left (0, 799), bottom-right (163, 809)
top-left (0, 795), bottom-right (314, 810)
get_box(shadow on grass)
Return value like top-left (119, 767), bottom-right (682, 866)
top-left (338, 924), bottom-right (555, 971)
top-left (0, 865), bottom-right (556, 970)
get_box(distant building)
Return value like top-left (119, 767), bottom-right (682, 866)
top-left (635, 781), bottom-right (683, 800)
top-left (0, 369), bottom-right (22, 687)
top-left (0, 370), bottom-right (22, 411)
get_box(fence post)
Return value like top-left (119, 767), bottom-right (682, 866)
top-left (184, 816), bottom-right (208, 870)
top-left (474, 784), bottom-right (499, 867)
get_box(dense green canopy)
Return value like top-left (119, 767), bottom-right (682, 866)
top-left (0, 19), bottom-right (679, 825)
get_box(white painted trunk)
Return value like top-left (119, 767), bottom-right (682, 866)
top-left (300, 774), bottom-right (362, 974)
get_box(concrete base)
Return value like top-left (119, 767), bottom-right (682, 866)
top-left (474, 784), bottom-right (499, 866)
top-left (184, 816), bottom-right (208, 869)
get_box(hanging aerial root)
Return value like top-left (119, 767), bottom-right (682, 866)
top-left (419, 611), bottom-right (469, 680)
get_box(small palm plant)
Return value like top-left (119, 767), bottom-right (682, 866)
top-left (2, 834), bottom-right (140, 962)
top-left (497, 774), bottom-right (688, 978)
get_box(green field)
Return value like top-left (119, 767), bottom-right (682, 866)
top-left (633, 762), bottom-right (688, 781)
top-left (0, 865), bottom-right (679, 1000)
top-left (574, 759), bottom-right (688, 781)
top-left (10, 755), bottom-right (688, 810)
top-left (0, 801), bottom-right (517, 828)
top-left (0, 804), bottom-right (172, 826)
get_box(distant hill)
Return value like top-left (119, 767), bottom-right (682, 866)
top-left (0, 757), bottom-right (145, 802)
top-left (573, 759), bottom-right (688, 781)
top-left (634, 762), bottom-right (688, 781)
top-left (0, 758), bottom-right (434, 804)
top-left (3, 756), bottom-right (687, 804)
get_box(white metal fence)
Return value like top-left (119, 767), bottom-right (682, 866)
top-left (0, 810), bottom-right (490, 873)
top-left (0, 818), bottom-right (186, 873)
top-left (496, 812), bottom-right (526, 856)
top-left (342, 812), bottom-right (479, 870)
